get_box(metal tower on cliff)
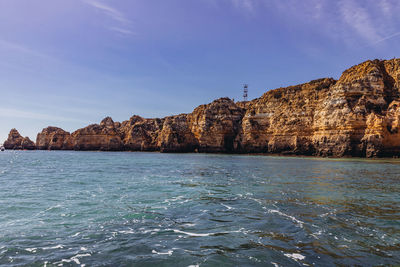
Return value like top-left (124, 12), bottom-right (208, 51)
top-left (243, 84), bottom-right (248, 101)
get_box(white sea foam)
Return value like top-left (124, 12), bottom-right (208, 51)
top-left (118, 229), bottom-right (135, 234)
top-left (56, 253), bottom-right (91, 265)
top-left (268, 209), bottom-right (304, 228)
top-left (171, 229), bottom-right (241, 237)
top-left (44, 204), bottom-right (61, 212)
top-left (248, 256), bottom-right (262, 263)
top-left (25, 248), bottom-right (37, 253)
top-left (284, 253), bottom-right (305, 261)
top-left (172, 230), bottom-right (212, 237)
top-left (43, 245), bottom-right (63, 250)
top-left (152, 249), bottom-right (173, 256)
top-left (310, 230), bottom-right (323, 239)
top-left (142, 228), bottom-right (160, 234)
top-left (183, 223), bottom-right (196, 227)
top-left (221, 203), bottom-right (234, 210)
top-left (249, 197), bottom-right (263, 205)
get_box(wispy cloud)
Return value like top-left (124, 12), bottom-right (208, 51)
top-left (339, 0), bottom-right (381, 43)
top-left (83, 0), bottom-right (134, 35)
top-left (84, 0), bottom-right (128, 23)
top-left (256, 0), bottom-right (400, 47)
top-left (230, 0), bottom-right (255, 13)
top-left (204, 0), bottom-right (256, 14)
top-left (108, 26), bottom-right (135, 36)
top-left (0, 39), bottom-right (49, 58)
top-left (368, 31), bottom-right (400, 46)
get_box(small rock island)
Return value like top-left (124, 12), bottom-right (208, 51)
top-left (4, 58), bottom-right (400, 157)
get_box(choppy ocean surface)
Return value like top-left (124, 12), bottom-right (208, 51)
top-left (0, 151), bottom-right (399, 266)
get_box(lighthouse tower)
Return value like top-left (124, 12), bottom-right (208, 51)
top-left (243, 84), bottom-right (248, 101)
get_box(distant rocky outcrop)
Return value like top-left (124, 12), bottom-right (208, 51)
top-left (3, 129), bottom-right (35, 150)
top-left (71, 117), bottom-right (123, 151)
top-left (36, 127), bottom-right (72, 150)
top-left (4, 58), bottom-right (400, 157)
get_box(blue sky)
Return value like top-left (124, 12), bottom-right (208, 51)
top-left (1, 0), bottom-right (400, 142)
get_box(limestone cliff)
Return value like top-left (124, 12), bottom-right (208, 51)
top-left (158, 114), bottom-right (198, 153)
top-left (6, 58), bottom-right (400, 157)
top-left (36, 127), bottom-right (72, 150)
top-left (187, 98), bottom-right (244, 152)
top-left (240, 59), bottom-right (400, 157)
top-left (4, 129), bottom-right (35, 150)
top-left (121, 116), bottom-right (164, 151)
top-left (71, 117), bottom-right (123, 151)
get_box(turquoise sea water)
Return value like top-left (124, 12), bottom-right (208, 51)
top-left (0, 151), bottom-right (399, 266)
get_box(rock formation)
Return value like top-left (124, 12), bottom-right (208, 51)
top-left (5, 58), bottom-right (400, 157)
top-left (36, 127), bottom-right (72, 150)
top-left (187, 98), bottom-right (245, 152)
top-left (3, 129), bottom-right (35, 150)
top-left (71, 117), bottom-right (123, 151)
top-left (158, 114), bottom-right (198, 153)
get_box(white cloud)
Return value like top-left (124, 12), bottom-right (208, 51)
top-left (84, 0), bottom-right (128, 24)
top-left (0, 39), bottom-right (49, 58)
top-left (256, 0), bottom-right (400, 47)
top-left (205, 0), bottom-right (256, 14)
top-left (108, 26), bottom-right (135, 36)
top-left (368, 31), bottom-right (400, 46)
top-left (379, 0), bottom-right (396, 18)
top-left (231, 0), bottom-right (255, 13)
top-left (83, 0), bottom-right (134, 35)
top-left (339, 0), bottom-right (381, 43)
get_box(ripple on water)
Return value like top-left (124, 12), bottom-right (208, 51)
top-left (0, 151), bottom-right (399, 266)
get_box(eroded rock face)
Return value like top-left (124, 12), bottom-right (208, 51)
top-left (4, 129), bottom-right (35, 150)
top-left (36, 127), bottom-right (72, 150)
top-left (188, 98), bottom-right (245, 152)
top-left (240, 59), bottom-right (400, 157)
top-left (121, 117), bottom-right (164, 151)
top-left (71, 117), bottom-right (123, 151)
top-left (158, 114), bottom-right (198, 152)
top-left (240, 78), bottom-right (336, 154)
top-left (4, 58), bottom-right (400, 157)
top-left (312, 59), bottom-right (399, 157)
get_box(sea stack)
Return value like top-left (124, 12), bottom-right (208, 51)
top-left (3, 129), bottom-right (35, 150)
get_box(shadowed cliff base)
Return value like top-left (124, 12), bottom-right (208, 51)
top-left (4, 58), bottom-right (400, 158)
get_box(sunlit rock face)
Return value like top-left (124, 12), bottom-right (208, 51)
top-left (71, 117), bottom-right (123, 151)
top-left (187, 98), bottom-right (245, 153)
top-left (36, 127), bottom-right (72, 150)
top-left (158, 114), bottom-right (198, 153)
top-left (4, 129), bottom-right (35, 150)
top-left (120, 117), bottom-right (164, 151)
top-left (4, 58), bottom-right (400, 157)
top-left (312, 59), bottom-right (400, 157)
top-left (240, 59), bottom-right (400, 157)
top-left (239, 78), bottom-right (336, 155)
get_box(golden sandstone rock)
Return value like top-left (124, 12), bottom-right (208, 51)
top-left (5, 58), bottom-right (400, 157)
top-left (4, 128), bottom-right (35, 150)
